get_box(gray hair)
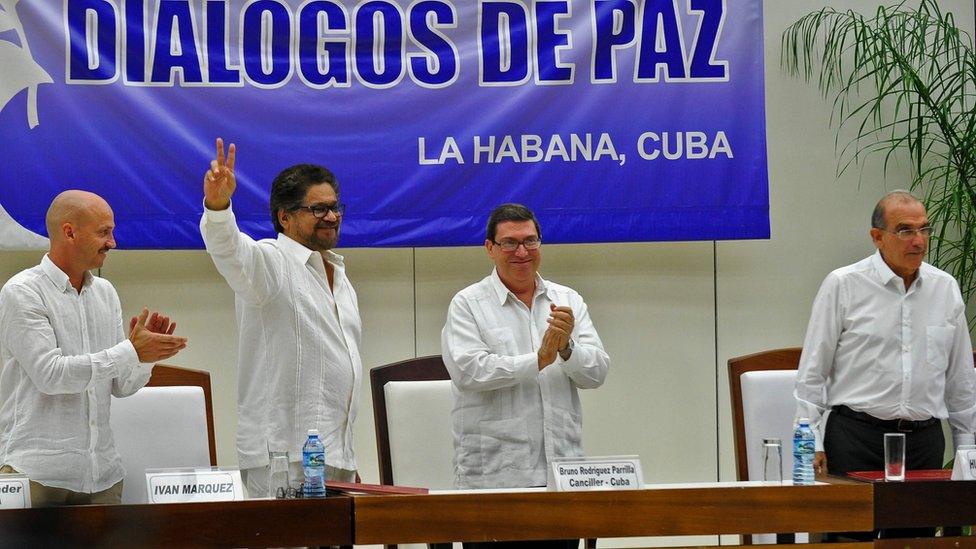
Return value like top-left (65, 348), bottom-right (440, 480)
top-left (871, 190), bottom-right (922, 229)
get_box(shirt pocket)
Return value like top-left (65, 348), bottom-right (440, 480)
top-left (924, 325), bottom-right (954, 375)
top-left (478, 417), bottom-right (531, 474)
top-left (548, 408), bottom-right (583, 459)
top-left (486, 327), bottom-right (517, 355)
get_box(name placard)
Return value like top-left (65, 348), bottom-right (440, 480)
top-left (146, 468), bottom-right (245, 504)
top-left (548, 456), bottom-right (643, 492)
top-left (0, 474), bottom-right (30, 509)
top-left (951, 446), bottom-right (976, 480)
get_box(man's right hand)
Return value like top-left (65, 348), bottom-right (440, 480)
top-left (203, 137), bottom-right (236, 211)
top-left (814, 451), bottom-right (828, 475)
top-left (128, 308), bottom-right (188, 363)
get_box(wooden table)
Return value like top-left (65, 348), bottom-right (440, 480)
top-left (352, 483), bottom-right (874, 545)
top-left (0, 496), bottom-right (352, 548)
top-left (873, 480), bottom-right (976, 530)
top-left (1, 480), bottom-right (971, 547)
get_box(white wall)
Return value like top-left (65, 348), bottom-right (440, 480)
top-left (1, 1), bottom-right (972, 540)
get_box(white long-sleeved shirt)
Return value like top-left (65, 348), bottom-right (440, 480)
top-left (441, 270), bottom-right (610, 489)
top-left (795, 251), bottom-right (976, 451)
top-left (201, 205), bottom-right (362, 471)
top-left (0, 255), bottom-right (150, 492)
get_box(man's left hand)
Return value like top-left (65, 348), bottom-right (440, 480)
top-left (546, 304), bottom-right (574, 350)
top-left (130, 310), bottom-right (177, 335)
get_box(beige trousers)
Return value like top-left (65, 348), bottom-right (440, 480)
top-left (0, 464), bottom-right (123, 507)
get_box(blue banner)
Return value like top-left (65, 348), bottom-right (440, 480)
top-left (0, 0), bottom-right (768, 248)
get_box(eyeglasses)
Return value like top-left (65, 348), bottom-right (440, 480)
top-left (294, 202), bottom-right (345, 218)
top-left (884, 226), bottom-right (933, 240)
top-left (492, 237), bottom-right (542, 251)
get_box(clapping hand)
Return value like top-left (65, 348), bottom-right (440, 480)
top-left (128, 308), bottom-right (188, 363)
top-left (537, 304), bottom-right (574, 370)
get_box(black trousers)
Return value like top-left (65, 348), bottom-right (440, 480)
top-left (824, 408), bottom-right (945, 540)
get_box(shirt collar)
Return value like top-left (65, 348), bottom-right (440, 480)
top-left (275, 232), bottom-right (345, 269)
top-left (870, 249), bottom-right (923, 288)
top-left (40, 254), bottom-right (92, 293)
top-left (488, 268), bottom-right (548, 305)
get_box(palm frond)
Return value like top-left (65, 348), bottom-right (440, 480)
top-left (782, 0), bottom-right (976, 321)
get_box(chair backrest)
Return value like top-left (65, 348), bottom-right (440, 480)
top-left (728, 348), bottom-right (803, 482)
top-left (110, 364), bottom-right (217, 504)
top-left (371, 356), bottom-right (454, 488)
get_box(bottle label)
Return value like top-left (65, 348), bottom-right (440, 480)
top-left (304, 453), bottom-right (325, 468)
top-left (794, 440), bottom-right (814, 453)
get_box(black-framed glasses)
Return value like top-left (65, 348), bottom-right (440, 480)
top-left (294, 202), bottom-right (345, 218)
top-left (884, 226), bottom-right (933, 240)
top-left (492, 236), bottom-right (542, 251)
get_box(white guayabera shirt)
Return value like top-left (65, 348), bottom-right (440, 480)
top-left (201, 205), bottom-right (362, 472)
top-left (0, 255), bottom-right (150, 492)
top-left (795, 251), bottom-right (976, 451)
top-left (442, 270), bottom-right (610, 489)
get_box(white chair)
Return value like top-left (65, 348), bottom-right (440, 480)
top-left (110, 365), bottom-right (216, 504)
top-left (740, 369), bottom-right (799, 482)
top-left (729, 348), bottom-right (806, 544)
top-left (371, 356), bottom-right (455, 549)
top-left (385, 379), bottom-right (455, 490)
top-left (371, 356), bottom-right (454, 490)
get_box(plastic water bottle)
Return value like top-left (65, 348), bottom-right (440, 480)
top-left (302, 429), bottom-right (326, 498)
top-left (792, 418), bottom-right (816, 485)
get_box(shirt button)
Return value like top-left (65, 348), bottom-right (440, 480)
top-left (903, 345), bottom-right (911, 352)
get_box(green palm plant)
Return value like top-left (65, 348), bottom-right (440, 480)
top-left (782, 0), bottom-right (976, 310)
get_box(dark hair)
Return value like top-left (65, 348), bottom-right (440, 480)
top-left (269, 164), bottom-right (338, 233)
top-left (486, 203), bottom-right (541, 242)
top-left (871, 190), bottom-right (921, 229)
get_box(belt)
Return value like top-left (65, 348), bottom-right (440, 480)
top-left (832, 405), bottom-right (939, 433)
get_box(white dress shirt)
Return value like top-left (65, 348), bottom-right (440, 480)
top-left (0, 255), bottom-right (149, 492)
top-left (201, 205), bottom-right (362, 471)
top-left (795, 251), bottom-right (976, 451)
top-left (441, 269), bottom-right (610, 489)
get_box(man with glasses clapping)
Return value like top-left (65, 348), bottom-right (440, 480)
top-left (200, 138), bottom-right (362, 497)
top-left (441, 204), bottom-right (610, 541)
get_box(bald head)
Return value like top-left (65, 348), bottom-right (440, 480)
top-left (46, 190), bottom-right (112, 243)
top-left (45, 190), bottom-right (117, 284)
top-left (871, 190), bottom-right (924, 230)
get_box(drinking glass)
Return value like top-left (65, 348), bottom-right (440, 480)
top-left (884, 433), bottom-right (906, 481)
top-left (762, 438), bottom-right (783, 484)
top-left (269, 451), bottom-right (291, 498)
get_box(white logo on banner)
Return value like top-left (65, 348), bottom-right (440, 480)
top-left (0, 1), bottom-right (50, 250)
top-left (0, 0), bottom-right (52, 129)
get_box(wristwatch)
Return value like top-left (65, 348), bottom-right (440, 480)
top-left (559, 338), bottom-right (575, 361)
